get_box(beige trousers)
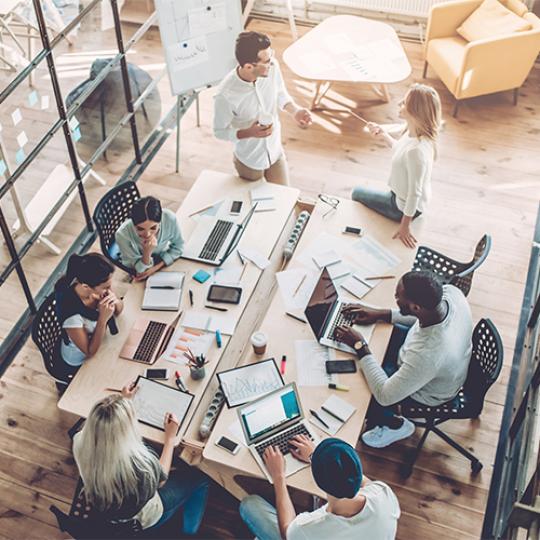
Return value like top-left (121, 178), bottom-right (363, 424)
top-left (233, 154), bottom-right (290, 186)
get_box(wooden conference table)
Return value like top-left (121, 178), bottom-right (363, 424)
top-left (58, 170), bottom-right (299, 445)
top-left (201, 195), bottom-right (421, 498)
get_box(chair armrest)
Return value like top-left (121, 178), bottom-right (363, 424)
top-left (425, 0), bottom-right (483, 43)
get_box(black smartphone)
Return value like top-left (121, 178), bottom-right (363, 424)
top-left (325, 360), bottom-right (357, 374)
top-left (145, 368), bottom-right (169, 380)
top-left (230, 200), bottom-right (243, 216)
top-left (343, 226), bottom-right (362, 236)
top-left (207, 284), bottom-right (243, 304)
top-left (215, 436), bottom-right (240, 455)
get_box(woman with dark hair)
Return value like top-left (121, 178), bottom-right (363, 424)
top-left (54, 253), bottom-right (123, 378)
top-left (115, 196), bottom-right (183, 281)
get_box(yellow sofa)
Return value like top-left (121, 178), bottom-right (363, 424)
top-left (423, 0), bottom-right (540, 116)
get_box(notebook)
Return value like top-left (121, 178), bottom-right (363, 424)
top-left (309, 395), bottom-right (356, 435)
top-left (250, 183), bottom-right (276, 212)
top-left (142, 271), bottom-right (185, 311)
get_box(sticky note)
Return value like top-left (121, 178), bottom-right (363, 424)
top-left (72, 126), bottom-right (82, 142)
top-left (15, 148), bottom-right (25, 165)
top-left (17, 131), bottom-right (28, 148)
top-left (12, 108), bottom-right (22, 126)
top-left (41, 95), bottom-right (50, 110)
top-left (0, 160), bottom-right (6, 176)
top-left (68, 116), bottom-right (79, 130)
top-left (28, 90), bottom-right (38, 107)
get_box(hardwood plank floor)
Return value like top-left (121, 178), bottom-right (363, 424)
top-left (0, 14), bottom-right (539, 540)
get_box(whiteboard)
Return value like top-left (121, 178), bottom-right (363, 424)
top-left (155, 0), bottom-right (243, 96)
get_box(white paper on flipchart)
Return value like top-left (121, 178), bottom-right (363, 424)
top-left (275, 268), bottom-right (319, 312)
top-left (295, 340), bottom-right (337, 387)
top-left (166, 35), bottom-right (209, 73)
top-left (188, 2), bottom-right (227, 37)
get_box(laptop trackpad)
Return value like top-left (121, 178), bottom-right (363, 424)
top-left (284, 453), bottom-right (308, 476)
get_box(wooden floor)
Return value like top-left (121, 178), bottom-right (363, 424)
top-left (0, 14), bottom-right (539, 540)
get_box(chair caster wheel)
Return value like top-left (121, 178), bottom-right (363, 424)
top-left (471, 460), bottom-right (483, 474)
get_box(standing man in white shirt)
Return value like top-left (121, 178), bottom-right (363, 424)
top-left (239, 437), bottom-right (400, 540)
top-left (213, 31), bottom-right (312, 185)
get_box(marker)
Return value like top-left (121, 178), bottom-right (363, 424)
top-left (189, 290), bottom-right (194, 307)
top-left (174, 371), bottom-right (187, 392)
top-left (321, 405), bottom-right (345, 423)
top-left (105, 387), bottom-right (122, 392)
top-left (205, 305), bottom-right (228, 312)
top-left (215, 329), bottom-right (222, 348)
top-left (328, 383), bottom-right (350, 392)
top-left (309, 409), bottom-right (329, 429)
top-left (285, 312), bottom-right (307, 324)
top-left (280, 355), bottom-right (287, 375)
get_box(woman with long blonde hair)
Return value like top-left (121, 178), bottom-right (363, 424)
top-left (352, 83), bottom-right (442, 248)
top-left (73, 385), bottom-right (209, 533)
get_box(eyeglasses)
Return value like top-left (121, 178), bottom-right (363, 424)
top-left (318, 194), bottom-right (340, 218)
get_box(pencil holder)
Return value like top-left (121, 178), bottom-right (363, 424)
top-left (190, 365), bottom-right (206, 380)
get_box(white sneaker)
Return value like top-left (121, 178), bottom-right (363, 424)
top-left (361, 418), bottom-right (415, 448)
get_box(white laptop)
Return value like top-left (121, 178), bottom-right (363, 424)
top-left (304, 268), bottom-right (374, 353)
top-left (238, 383), bottom-right (318, 483)
top-left (182, 204), bottom-right (257, 266)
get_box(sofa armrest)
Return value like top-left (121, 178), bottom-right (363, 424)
top-left (426, 0), bottom-right (483, 44)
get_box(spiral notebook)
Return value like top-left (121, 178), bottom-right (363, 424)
top-left (142, 271), bottom-right (185, 311)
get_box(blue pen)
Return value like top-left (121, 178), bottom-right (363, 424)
top-left (215, 329), bottom-right (222, 348)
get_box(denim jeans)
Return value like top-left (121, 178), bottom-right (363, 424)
top-left (351, 186), bottom-right (421, 223)
top-left (149, 461), bottom-right (210, 535)
top-left (239, 495), bottom-right (281, 540)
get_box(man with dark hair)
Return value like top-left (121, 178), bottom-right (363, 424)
top-left (213, 31), bottom-right (312, 185)
top-left (335, 270), bottom-right (473, 448)
top-left (240, 437), bottom-right (400, 539)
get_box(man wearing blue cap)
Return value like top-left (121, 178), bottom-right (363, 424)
top-left (240, 436), bottom-right (400, 539)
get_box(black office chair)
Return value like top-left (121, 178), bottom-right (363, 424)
top-left (93, 181), bottom-right (140, 274)
top-left (412, 234), bottom-right (491, 296)
top-left (399, 318), bottom-right (503, 478)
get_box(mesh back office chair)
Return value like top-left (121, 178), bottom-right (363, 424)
top-left (412, 234), bottom-right (491, 296)
top-left (400, 318), bottom-right (503, 477)
top-left (93, 181), bottom-right (140, 274)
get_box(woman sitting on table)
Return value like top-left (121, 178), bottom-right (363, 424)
top-left (54, 253), bottom-right (123, 380)
top-left (116, 196), bottom-right (184, 281)
top-left (352, 83), bottom-right (442, 248)
top-left (73, 385), bottom-right (209, 533)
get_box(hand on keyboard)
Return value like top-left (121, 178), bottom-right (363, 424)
top-left (263, 446), bottom-right (286, 482)
top-left (289, 434), bottom-right (315, 463)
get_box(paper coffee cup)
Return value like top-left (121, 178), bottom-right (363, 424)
top-left (251, 331), bottom-right (268, 355)
top-left (258, 112), bottom-right (273, 128)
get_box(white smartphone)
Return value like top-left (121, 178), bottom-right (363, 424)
top-left (144, 368), bottom-right (169, 380)
top-left (215, 435), bottom-right (240, 455)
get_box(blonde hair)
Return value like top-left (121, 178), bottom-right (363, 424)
top-left (75, 395), bottom-right (159, 512)
top-left (402, 83), bottom-right (442, 157)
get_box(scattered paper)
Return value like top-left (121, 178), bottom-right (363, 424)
top-left (213, 266), bottom-right (243, 285)
top-left (16, 131), bottom-right (28, 148)
top-left (28, 90), bottom-right (38, 107)
top-left (167, 35), bottom-right (209, 72)
top-left (276, 268), bottom-right (318, 312)
top-left (188, 2), bottom-right (227, 37)
top-left (182, 309), bottom-right (237, 335)
top-left (295, 340), bottom-right (337, 387)
top-left (161, 326), bottom-right (213, 364)
top-left (327, 261), bottom-right (351, 280)
top-left (309, 395), bottom-right (356, 436)
top-left (313, 250), bottom-right (341, 269)
top-left (250, 182), bottom-right (276, 213)
top-left (237, 247), bottom-right (270, 270)
top-left (11, 108), bottom-right (22, 126)
top-left (351, 235), bottom-right (401, 276)
top-left (341, 273), bottom-right (371, 300)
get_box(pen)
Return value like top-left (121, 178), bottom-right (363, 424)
top-left (328, 383), bottom-right (350, 392)
top-left (205, 305), bottom-right (228, 312)
top-left (105, 387), bottom-right (122, 392)
top-left (321, 405), bottom-right (345, 423)
top-left (215, 329), bottom-right (222, 348)
top-left (239, 260), bottom-right (248, 280)
top-left (352, 274), bottom-right (373, 288)
top-left (280, 355), bottom-right (287, 375)
top-left (237, 250), bottom-right (245, 265)
top-left (365, 275), bottom-right (396, 281)
top-left (309, 409), bottom-right (329, 429)
top-left (285, 312), bottom-right (307, 324)
top-left (189, 289), bottom-right (194, 307)
top-left (175, 370), bottom-right (187, 392)
top-left (293, 274), bottom-right (306, 296)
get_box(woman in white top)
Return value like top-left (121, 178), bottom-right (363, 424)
top-left (352, 84), bottom-right (442, 248)
top-left (73, 387), bottom-right (209, 532)
top-left (54, 253), bottom-right (123, 379)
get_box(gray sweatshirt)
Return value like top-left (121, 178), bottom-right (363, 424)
top-left (359, 285), bottom-right (473, 406)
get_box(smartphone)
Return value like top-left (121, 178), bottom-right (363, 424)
top-left (207, 284), bottom-right (243, 305)
top-left (230, 200), bottom-right (243, 216)
top-left (215, 436), bottom-right (240, 455)
top-left (145, 368), bottom-right (169, 380)
top-left (343, 226), bottom-right (362, 236)
top-left (325, 360), bottom-right (357, 374)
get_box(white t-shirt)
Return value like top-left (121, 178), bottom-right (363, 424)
top-left (388, 134), bottom-right (434, 217)
top-left (61, 314), bottom-right (97, 366)
top-left (287, 481), bottom-right (400, 540)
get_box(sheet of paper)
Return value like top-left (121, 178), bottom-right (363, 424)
top-left (327, 261), bottom-right (351, 280)
top-left (340, 274), bottom-right (371, 300)
top-left (188, 2), bottom-right (227, 37)
top-left (238, 247), bottom-right (270, 270)
top-left (309, 395), bottom-right (356, 435)
top-left (351, 235), bottom-right (401, 276)
top-left (213, 266), bottom-right (243, 285)
top-left (276, 268), bottom-right (319, 312)
top-left (167, 35), bottom-right (209, 72)
top-left (295, 340), bottom-right (337, 386)
top-left (297, 232), bottom-right (351, 272)
top-left (161, 326), bottom-right (213, 364)
top-left (312, 250), bottom-right (341, 269)
top-left (182, 310), bottom-right (237, 335)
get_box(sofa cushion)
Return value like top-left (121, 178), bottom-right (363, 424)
top-left (501, 0), bottom-right (528, 17)
top-left (457, 0), bottom-right (532, 42)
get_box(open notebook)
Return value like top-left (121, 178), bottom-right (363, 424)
top-left (142, 271), bottom-right (185, 311)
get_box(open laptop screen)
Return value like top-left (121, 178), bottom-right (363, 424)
top-left (240, 385), bottom-right (301, 442)
top-left (304, 268), bottom-right (338, 339)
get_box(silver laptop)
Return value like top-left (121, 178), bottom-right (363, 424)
top-left (181, 204), bottom-right (257, 266)
top-left (304, 268), bottom-right (373, 353)
top-left (238, 383), bottom-right (318, 483)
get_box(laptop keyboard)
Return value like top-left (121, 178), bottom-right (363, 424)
top-left (328, 305), bottom-right (353, 342)
top-left (133, 321), bottom-right (167, 363)
top-left (255, 424), bottom-right (313, 458)
top-left (199, 220), bottom-right (234, 261)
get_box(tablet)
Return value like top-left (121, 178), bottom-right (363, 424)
top-left (132, 376), bottom-right (194, 432)
top-left (217, 358), bottom-right (284, 408)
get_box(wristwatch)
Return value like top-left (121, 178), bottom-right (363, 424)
top-left (353, 340), bottom-right (371, 360)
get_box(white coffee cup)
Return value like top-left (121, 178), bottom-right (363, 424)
top-left (251, 331), bottom-right (268, 355)
top-left (258, 112), bottom-right (273, 129)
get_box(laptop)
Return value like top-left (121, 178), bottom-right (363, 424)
top-left (182, 204), bottom-right (257, 266)
top-left (304, 268), bottom-right (374, 354)
top-left (119, 313), bottom-right (181, 364)
top-left (238, 383), bottom-right (318, 483)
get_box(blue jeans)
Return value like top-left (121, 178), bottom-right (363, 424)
top-left (240, 495), bottom-right (281, 540)
top-left (351, 186), bottom-right (421, 222)
top-left (150, 462), bottom-right (210, 535)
